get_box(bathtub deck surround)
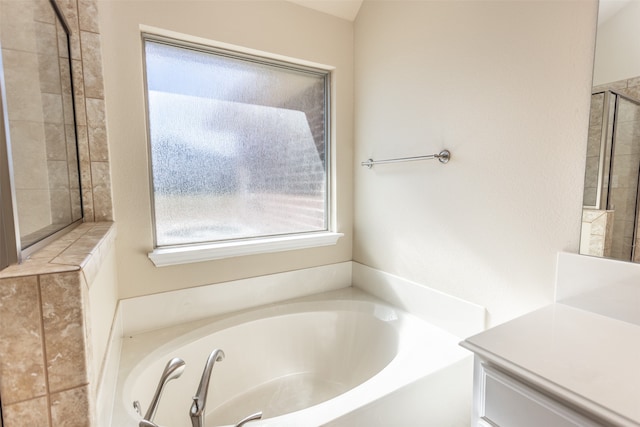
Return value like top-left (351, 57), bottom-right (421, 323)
top-left (116, 261), bottom-right (486, 338)
top-left (97, 260), bottom-right (486, 426)
top-left (0, 222), bottom-right (117, 427)
top-left (352, 262), bottom-right (486, 338)
top-left (113, 288), bottom-right (473, 427)
top-left (118, 262), bottom-right (353, 336)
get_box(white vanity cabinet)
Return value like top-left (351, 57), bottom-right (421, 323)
top-left (470, 358), bottom-right (603, 427)
top-left (461, 304), bottom-right (640, 427)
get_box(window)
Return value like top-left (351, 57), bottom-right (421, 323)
top-left (143, 34), bottom-right (340, 265)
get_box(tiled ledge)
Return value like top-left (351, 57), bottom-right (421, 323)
top-left (0, 222), bottom-right (116, 284)
top-left (0, 221), bottom-right (116, 427)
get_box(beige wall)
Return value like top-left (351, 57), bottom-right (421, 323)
top-left (98, 0), bottom-right (354, 299)
top-left (353, 0), bottom-right (598, 326)
top-left (593, 0), bottom-right (640, 87)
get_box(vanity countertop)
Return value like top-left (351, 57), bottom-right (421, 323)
top-left (461, 303), bottom-right (640, 426)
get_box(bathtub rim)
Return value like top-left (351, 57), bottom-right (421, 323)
top-left (113, 287), bottom-right (471, 427)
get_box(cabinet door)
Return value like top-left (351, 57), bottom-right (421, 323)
top-left (477, 363), bottom-right (603, 427)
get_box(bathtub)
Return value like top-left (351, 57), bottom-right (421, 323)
top-left (112, 288), bottom-right (471, 426)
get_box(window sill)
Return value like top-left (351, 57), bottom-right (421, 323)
top-left (148, 232), bottom-right (344, 267)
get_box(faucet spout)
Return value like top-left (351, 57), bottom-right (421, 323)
top-left (139, 357), bottom-right (185, 427)
top-left (190, 348), bottom-right (225, 427)
top-left (235, 411), bottom-right (263, 427)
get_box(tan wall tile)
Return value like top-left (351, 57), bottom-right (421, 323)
top-left (63, 93), bottom-right (76, 125)
top-left (2, 49), bottom-right (44, 123)
top-left (72, 191), bottom-right (83, 221)
top-left (82, 187), bottom-right (96, 222)
top-left (40, 271), bottom-right (91, 392)
top-left (80, 31), bottom-right (105, 99)
top-left (69, 31), bottom-right (82, 61)
top-left (0, 1), bottom-right (37, 52)
top-left (2, 396), bottom-right (51, 427)
top-left (76, 124), bottom-right (95, 220)
top-left (49, 189), bottom-right (72, 225)
top-left (16, 190), bottom-right (51, 235)
top-left (45, 123), bottom-right (66, 161)
top-left (78, 0), bottom-right (100, 32)
top-left (56, 21), bottom-right (69, 59)
top-left (50, 385), bottom-right (93, 427)
top-left (9, 120), bottom-right (49, 189)
top-left (38, 53), bottom-right (62, 94)
top-left (85, 96), bottom-right (110, 163)
top-left (619, 85), bottom-right (640, 103)
top-left (85, 97), bottom-right (105, 128)
top-left (34, 20), bottom-right (57, 55)
top-left (47, 160), bottom-right (70, 190)
top-left (91, 161), bottom-right (113, 221)
top-left (56, 0), bottom-right (80, 33)
top-left (41, 93), bottom-right (64, 124)
top-left (58, 56), bottom-right (71, 95)
top-left (66, 124), bottom-right (79, 162)
top-left (72, 59), bottom-right (87, 125)
top-left (627, 76), bottom-right (640, 88)
top-left (33, 0), bottom-right (56, 24)
top-left (88, 125), bottom-right (108, 161)
top-left (0, 276), bottom-right (47, 404)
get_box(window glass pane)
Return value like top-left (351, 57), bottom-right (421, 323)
top-left (144, 39), bottom-right (328, 247)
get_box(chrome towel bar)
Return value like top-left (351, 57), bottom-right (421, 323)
top-left (361, 149), bottom-right (451, 169)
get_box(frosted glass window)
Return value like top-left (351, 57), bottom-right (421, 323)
top-left (143, 36), bottom-right (329, 247)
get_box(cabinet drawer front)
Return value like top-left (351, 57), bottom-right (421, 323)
top-left (481, 365), bottom-right (602, 427)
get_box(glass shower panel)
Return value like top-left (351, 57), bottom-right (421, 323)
top-left (583, 92), bottom-right (615, 209)
top-left (0, 0), bottom-right (83, 252)
top-left (608, 96), bottom-right (640, 261)
top-left (583, 93), bottom-right (604, 207)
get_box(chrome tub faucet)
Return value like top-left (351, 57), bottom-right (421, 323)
top-left (234, 411), bottom-right (263, 427)
top-left (190, 348), bottom-right (225, 427)
top-left (139, 357), bottom-right (186, 427)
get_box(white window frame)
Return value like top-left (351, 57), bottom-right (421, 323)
top-left (141, 29), bottom-right (342, 267)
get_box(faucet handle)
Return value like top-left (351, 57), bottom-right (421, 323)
top-left (234, 411), bottom-right (263, 427)
top-left (139, 357), bottom-right (186, 427)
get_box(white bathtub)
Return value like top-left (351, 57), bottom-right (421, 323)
top-left (112, 288), bottom-right (471, 427)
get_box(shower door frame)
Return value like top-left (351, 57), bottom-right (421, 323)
top-left (595, 89), bottom-right (640, 261)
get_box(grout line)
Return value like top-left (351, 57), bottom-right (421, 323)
top-left (36, 275), bottom-right (54, 427)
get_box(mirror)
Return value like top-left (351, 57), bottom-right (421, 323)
top-left (579, 0), bottom-right (640, 262)
top-left (0, 0), bottom-right (83, 258)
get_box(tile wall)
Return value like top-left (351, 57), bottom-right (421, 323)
top-left (0, 222), bottom-right (116, 427)
top-left (586, 76), bottom-right (640, 261)
top-left (0, 0), bottom-right (114, 425)
top-left (60, 0), bottom-right (112, 222)
top-left (579, 209), bottom-right (614, 257)
top-left (0, 0), bottom-right (113, 226)
top-left (583, 92), bottom-right (606, 207)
